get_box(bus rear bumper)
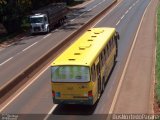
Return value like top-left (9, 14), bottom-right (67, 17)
top-left (53, 98), bottom-right (94, 105)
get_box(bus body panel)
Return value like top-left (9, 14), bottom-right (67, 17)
top-left (50, 27), bottom-right (119, 105)
top-left (52, 82), bottom-right (98, 105)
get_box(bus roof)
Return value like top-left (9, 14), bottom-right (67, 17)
top-left (51, 27), bottom-right (116, 66)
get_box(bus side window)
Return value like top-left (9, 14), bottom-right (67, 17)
top-left (112, 37), bottom-right (114, 48)
top-left (110, 41), bottom-right (112, 50)
top-left (111, 38), bottom-right (113, 49)
top-left (111, 37), bottom-right (114, 49)
top-left (91, 65), bottom-right (96, 82)
top-left (107, 43), bottom-right (110, 54)
top-left (103, 49), bottom-right (106, 61)
top-left (105, 46), bottom-right (108, 59)
top-left (96, 62), bottom-right (100, 75)
top-left (100, 53), bottom-right (103, 69)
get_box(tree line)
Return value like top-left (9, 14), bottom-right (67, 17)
top-left (0, 0), bottom-right (74, 34)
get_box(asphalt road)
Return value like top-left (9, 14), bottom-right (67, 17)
top-left (0, 0), bottom-right (115, 88)
top-left (0, 0), bottom-right (156, 119)
top-left (112, 0), bottom-right (158, 114)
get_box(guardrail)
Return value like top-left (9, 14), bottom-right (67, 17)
top-left (0, 0), bottom-right (117, 102)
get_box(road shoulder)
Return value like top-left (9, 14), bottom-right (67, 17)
top-left (113, 0), bottom-right (158, 113)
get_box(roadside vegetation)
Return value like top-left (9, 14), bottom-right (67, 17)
top-left (0, 0), bottom-right (84, 42)
top-left (156, 3), bottom-right (160, 105)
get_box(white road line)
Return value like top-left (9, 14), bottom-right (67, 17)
top-left (129, 6), bottom-right (132, 10)
top-left (70, 19), bottom-right (75, 22)
top-left (87, 8), bottom-right (92, 12)
top-left (90, 0), bottom-right (105, 11)
top-left (0, 0), bottom-right (106, 68)
top-left (0, 64), bottom-right (50, 112)
top-left (116, 20), bottom-right (121, 26)
top-left (43, 34), bottom-right (51, 39)
top-left (107, 0), bottom-right (151, 116)
top-left (42, 0), bottom-right (123, 116)
top-left (121, 15), bottom-right (125, 20)
top-left (0, 57), bottom-right (13, 66)
top-left (133, 3), bottom-right (136, 6)
top-left (91, 5), bottom-right (97, 10)
top-left (125, 10), bottom-right (129, 14)
top-left (116, 0), bottom-right (139, 26)
top-left (16, 52), bottom-right (22, 55)
top-left (22, 42), bottom-right (38, 52)
top-left (93, 0), bottom-right (123, 27)
top-left (71, 0), bottom-right (105, 21)
top-left (79, 12), bottom-right (86, 17)
top-left (44, 105), bottom-right (58, 120)
top-left (0, 0), bottom-right (121, 113)
top-left (97, 1), bottom-right (103, 6)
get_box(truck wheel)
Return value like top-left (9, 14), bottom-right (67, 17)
top-left (47, 27), bottom-right (50, 33)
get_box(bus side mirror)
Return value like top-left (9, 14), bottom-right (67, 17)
top-left (115, 32), bottom-right (120, 40)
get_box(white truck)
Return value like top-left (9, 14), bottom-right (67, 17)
top-left (29, 3), bottom-right (68, 34)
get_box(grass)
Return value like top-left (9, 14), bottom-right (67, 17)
top-left (156, 3), bottom-right (160, 104)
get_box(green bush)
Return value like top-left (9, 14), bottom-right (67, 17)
top-left (156, 4), bottom-right (160, 104)
top-left (21, 17), bottom-right (30, 32)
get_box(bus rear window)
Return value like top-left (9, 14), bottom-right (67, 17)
top-left (51, 66), bottom-right (90, 82)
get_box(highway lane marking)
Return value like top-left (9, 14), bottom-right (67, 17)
top-left (0, 0), bottom-right (122, 113)
top-left (0, 57), bottom-right (13, 66)
top-left (22, 42), bottom-right (38, 52)
top-left (44, 105), bottom-right (58, 120)
top-left (120, 15), bottom-right (125, 20)
top-left (116, 20), bottom-right (121, 26)
top-left (42, 0), bottom-right (124, 117)
top-left (88, 0), bottom-right (105, 11)
top-left (129, 6), bottom-right (132, 10)
top-left (108, 0), bottom-right (152, 116)
top-left (0, 0), bottom-right (103, 66)
top-left (115, 0), bottom-right (139, 26)
top-left (70, 0), bottom-right (106, 22)
top-left (0, 0), bottom-right (110, 67)
top-left (70, 0), bottom-right (95, 9)
top-left (0, 62), bottom-right (50, 112)
top-left (43, 33), bottom-right (51, 39)
top-left (125, 10), bottom-right (129, 14)
top-left (16, 51), bottom-right (23, 55)
top-left (95, 0), bottom-right (104, 7)
top-left (93, 0), bottom-right (123, 27)
top-left (0, 41), bottom-right (39, 66)
top-left (43, 0), bottom-right (124, 116)
top-left (79, 12), bottom-right (86, 17)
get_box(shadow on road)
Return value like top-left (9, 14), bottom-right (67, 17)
top-left (52, 103), bottom-right (97, 115)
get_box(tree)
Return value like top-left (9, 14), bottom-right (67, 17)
top-left (0, 0), bottom-right (69, 34)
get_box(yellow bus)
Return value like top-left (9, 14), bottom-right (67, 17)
top-left (51, 27), bottom-right (119, 105)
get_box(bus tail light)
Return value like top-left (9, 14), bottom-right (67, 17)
top-left (88, 90), bottom-right (93, 97)
top-left (52, 91), bottom-right (55, 97)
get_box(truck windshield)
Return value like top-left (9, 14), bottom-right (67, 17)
top-left (30, 17), bottom-right (44, 23)
top-left (51, 66), bottom-right (90, 82)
